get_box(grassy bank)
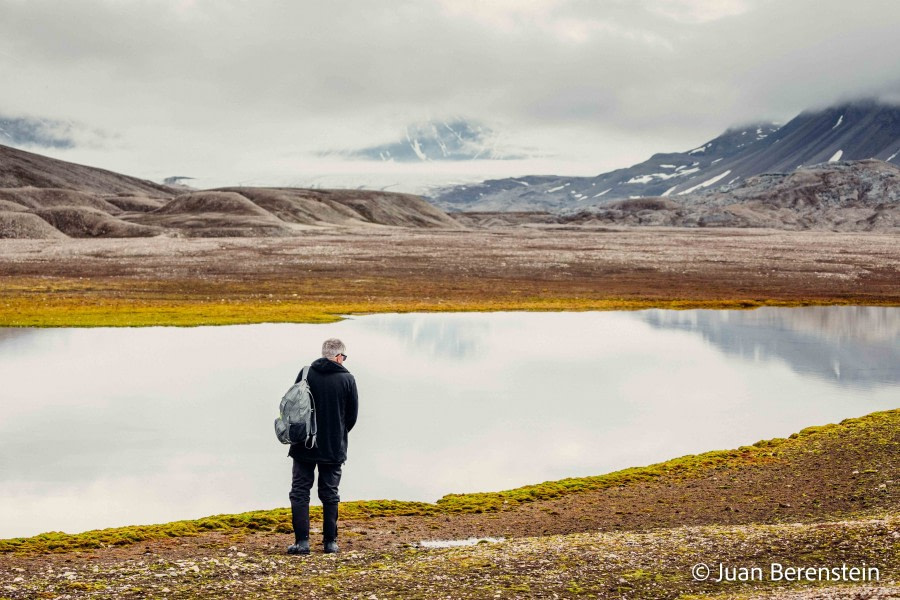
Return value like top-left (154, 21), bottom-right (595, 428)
top-left (3, 408), bottom-right (896, 555)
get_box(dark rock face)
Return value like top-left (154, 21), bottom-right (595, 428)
top-left (431, 100), bottom-right (900, 213)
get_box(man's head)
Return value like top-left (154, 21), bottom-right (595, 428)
top-left (322, 338), bottom-right (347, 365)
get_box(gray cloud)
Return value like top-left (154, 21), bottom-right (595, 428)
top-left (1, 0), bottom-right (898, 185)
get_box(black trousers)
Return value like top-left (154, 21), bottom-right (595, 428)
top-left (289, 459), bottom-right (342, 504)
top-left (289, 459), bottom-right (342, 542)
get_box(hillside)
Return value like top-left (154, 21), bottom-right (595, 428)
top-left (432, 100), bottom-right (900, 213)
top-left (0, 144), bottom-right (461, 238)
top-left (0, 143), bottom-right (174, 196)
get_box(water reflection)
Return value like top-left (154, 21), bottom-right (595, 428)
top-left (0, 308), bottom-right (897, 538)
top-left (639, 307), bottom-right (900, 387)
top-left (360, 315), bottom-right (489, 360)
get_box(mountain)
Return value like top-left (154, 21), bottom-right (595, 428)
top-left (342, 119), bottom-right (524, 162)
top-left (0, 143), bottom-right (461, 238)
top-left (431, 100), bottom-right (900, 212)
top-left (453, 160), bottom-right (900, 231)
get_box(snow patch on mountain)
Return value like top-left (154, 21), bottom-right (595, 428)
top-left (688, 143), bottom-right (711, 155)
top-left (678, 170), bottom-right (732, 195)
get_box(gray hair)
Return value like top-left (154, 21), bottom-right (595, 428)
top-left (321, 338), bottom-right (346, 358)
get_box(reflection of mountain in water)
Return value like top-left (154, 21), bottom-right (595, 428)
top-left (639, 307), bottom-right (900, 388)
top-left (362, 316), bottom-right (489, 360)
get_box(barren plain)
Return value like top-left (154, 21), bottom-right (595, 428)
top-left (1, 226), bottom-right (899, 326)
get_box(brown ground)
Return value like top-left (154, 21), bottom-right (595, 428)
top-left (1, 227), bottom-right (899, 316)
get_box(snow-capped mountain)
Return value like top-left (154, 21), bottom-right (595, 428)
top-left (344, 119), bottom-right (524, 162)
top-left (431, 100), bottom-right (900, 212)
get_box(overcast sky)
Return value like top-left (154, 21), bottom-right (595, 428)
top-left (2, 0), bottom-right (900, 190)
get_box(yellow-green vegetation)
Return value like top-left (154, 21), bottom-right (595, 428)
top-left (438, 408), bottom-right (898, 513)
top-left (0, 501), bottom-right (438, 555)
top-left (0, 292), bottom-right (886, 328)
top-left (3, 409), bottom-right (896, 555)
top-left (2, 265), bottom-right (897, 327)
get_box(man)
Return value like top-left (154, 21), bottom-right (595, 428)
top-left (287, 338), bottom-right (359, 555)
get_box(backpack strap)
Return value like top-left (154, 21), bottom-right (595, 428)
top-left (302, 365), bottom-right (317, 449)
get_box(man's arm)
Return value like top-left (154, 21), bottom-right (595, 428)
top-left (344, 377), bottom-right (359, 433)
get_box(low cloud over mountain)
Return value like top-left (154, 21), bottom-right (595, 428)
top-left (334, 119), bottom-right (527, 162)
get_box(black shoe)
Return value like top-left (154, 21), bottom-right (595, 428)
top-left (287, 539), bottom-right (310, 555)
top-left (323, 540), bottom-right (339, 554)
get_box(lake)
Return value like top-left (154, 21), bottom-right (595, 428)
top-left (0, 307), bottom-right (898, 538)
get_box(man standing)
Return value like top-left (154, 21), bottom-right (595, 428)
top-left (287, 338), bottom-right (358, 555)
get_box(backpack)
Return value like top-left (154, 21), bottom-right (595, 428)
top-left (274, 366), bottom-right (318, 447)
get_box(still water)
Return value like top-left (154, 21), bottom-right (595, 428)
top-left (0, 307), bottom-right (898, 538)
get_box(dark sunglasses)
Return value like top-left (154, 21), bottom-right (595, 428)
top-left (338, 353), bottom-right (348, 360)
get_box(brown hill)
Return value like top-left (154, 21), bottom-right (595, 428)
top-left (216, 187), bottom-right (462, 228)
top-left (0, 187), bottom-right (124, 213)
top-left (104, 195), bottom-right (167, 212)
top-left (126, 191), bottom-right (295, 238)
top-left (0, 144), bottom-right (175, 196)
top-left (35, 207), bottom-right (161, 238)
top-left (0, 143), bottom-right (463, 238)
top-left (0, 211), bottom-right (68, 239)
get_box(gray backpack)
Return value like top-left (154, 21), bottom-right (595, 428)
top-left (274, 366), bottom-right (317, 447)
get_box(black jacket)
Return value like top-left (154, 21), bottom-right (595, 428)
top-left (288, 357), bottom-right (358, 464)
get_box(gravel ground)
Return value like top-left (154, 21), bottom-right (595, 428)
top-left (1, 516), bottom-right (897, 599)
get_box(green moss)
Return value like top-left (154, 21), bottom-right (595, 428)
top-left (2, 409), bottom-right (896, 555)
